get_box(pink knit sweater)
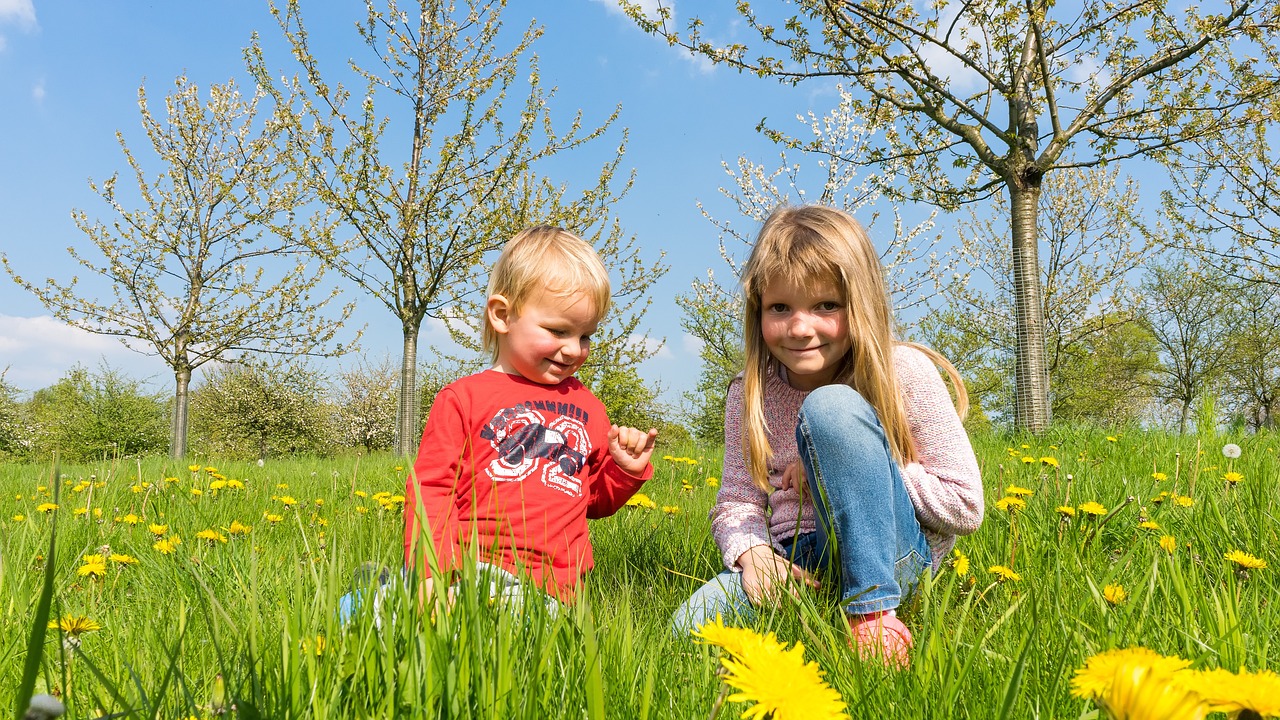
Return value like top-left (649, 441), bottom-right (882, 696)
top-left (712, 344), bottom-right (984, 572)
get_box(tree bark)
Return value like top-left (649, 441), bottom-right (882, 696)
top-left (396, 324), bottom-right (421, 457)
top-left (171, 366), bottom-right (191, 459)
top-left (1010, 181), bottom-right (1050, 432)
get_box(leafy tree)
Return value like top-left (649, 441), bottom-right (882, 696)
top-left (0, 369), bottom-right (33, 459)
top-left (925, 166), bottom-right (1153, 423)
top-left (332, 355), bottom-right (399, 453)
top-left (1139, 255), bottom-right (1231, 433)
top-left (1051, 314), bottom-right (1160, 426)
top-left (2, 76), bottom-right (352, 460)
top-left (628, 0), bottom-right (1280, 431)
top-left (189, 362), bottom-right (333, 460)
top-left (27, 364), bottom-right (168, 462)
top-left (248, 0), bottom-right (661, 456)
top-left (681, 87), bottom-right (953, 439)
top-left (1222, 281), bottom-right (1280, 431)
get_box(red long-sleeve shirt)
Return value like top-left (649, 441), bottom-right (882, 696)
top-left (403, 370), bottom-right (651, 600)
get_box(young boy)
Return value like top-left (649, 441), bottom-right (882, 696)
top-left (402, 226), bottom-right (658, 604)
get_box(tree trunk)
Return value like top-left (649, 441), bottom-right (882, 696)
top-left (1010, 181), bottom-right (1050, 432)
top-left (171, 366), bottom-right (191, 459)
top-left (1178, 401), bottom-right (1190, 436)
top-left (396, 324), bottom-right (421, 457)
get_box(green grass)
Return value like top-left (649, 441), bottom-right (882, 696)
top-left (0, 429), bottom-right (1277, 718)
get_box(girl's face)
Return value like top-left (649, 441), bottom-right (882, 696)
top-left (760, 275), bottom-right (851, 391)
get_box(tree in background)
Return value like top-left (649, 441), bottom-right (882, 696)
top-left (628, 0), bottom-right (1280, 432)
top-left (2, 76), bottom-right (352, 460)
top-left (920, 166), bottom-right (1153, 424)
top-left (249, 0), bottom-right (663, 456)
top-left (331, 355), bottom-right (399, 453)
top-left (1222, 281), bottom-right (1280, 431)
top-left (189, 363), bottom-right (333, 460)
top-left (0, 370), bottom-right (34, 459)
top-left (26, 365), bottom-right (168, 462)
top-left (681, 87), bottom-right (953, 440)
top-left (1139, 255), bottom-right (1231, 434)
top-left (1050, 314), bottom-right (1160, 426)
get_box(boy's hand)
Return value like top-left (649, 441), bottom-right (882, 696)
top-left (607, 424), bottom-right (658, 476)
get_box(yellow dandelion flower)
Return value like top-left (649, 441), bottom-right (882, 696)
top-left (706, 624), bottom-right (850, 720)
top-left (1106, 436), bottom-right (1118, 442)
top-left (226, 479), bottom-right (245, 489)
top-left (693, 615), bottom-right (780, 658)
top-left (1103, 584), bottom-right (1127, 606)
top-left (1005, 485), bottom-right (1034, 497)
top-left (164, 476), bottom-right (180, 484)
top-left (37, 502), bottom-right (58, 514)
top-left (356, 506), bottom-right (369, 515)
top-left (393, 466), bottom-right (404, 472)
top-left (1173, 495), bottom-right (1193, 508)
top-left (77, 561), bottom-right (107, 578)
top-left (1159, 535), bottom-right (1177, 554)
top-left (989, 565), bottom-right (1021, 582)
top-left (82, 553), bottom-right (105, 564)
top-left (1020, 455), bottom-right (1035, 464)
top-left (264, 513), bottom-right (283, 524)
top-left (1187, 667), bottom-right (1280, 717)
top-left (1096, 662), bottom-right (1207, 720)
top-left (204, 466), bottom-right (217, 473)
top-left (706, 476), bottom-right (719, 487)
top-left (279, 496), bottom-right (297, 508)
top-left (131, 484), bottom-right (144, 493)
top-left (1040, 456), bottom-right (1059, 467)
top-left (314, 498), bottom-right (324, 507)
top-left (1078, 501), bottom-right (1108, 517)
top-left (190, 488), bottom-right (203, 497)
top-left (73, 508), bottom-right (88, 516)
top-left (1057, 505), bottom-right (1076, 518)
top-left (277, 483), bottom-right (289, 490)
top-left (209, 480), bottom-right (226, 491)
top-left (148, 523), bottom-right (169, 536)
top-left (995, 496), bottom-right (1027, 513)
top-left (662, 505), bottom-right (681, 515)
top-left (196, 529), bottom-right (228, 544)
top-left (153, 538), bottom-right (178, 555)
top-left (187, 464), bottom-right (201, 472)
top-left (1070, 647), bottom-right (1192, 701)
top-left (228, 520), bottom-right (252, 535)
top-left (109, 553), bottom-right (139, 565)
top-left (1138, 521), bottom-right (1160, 530)
top-left (47, 615), bottom-right (102, 636)
top-left (120, 513), bottom-right (141, 525)
top-left (12, 514), bottom-right (25, 522)
top-left (1222, 471), bottom-right (1243, 485)
top-left (1224, 550), bottom-right (1266, 570)
top-left (354, 490), bottom-right (368, 498)
top-left (952, 549), bottom-right (970, 577)
top-left (625, 493), bottom-right (657, 509)
top-left (1152, 471), bottom-right (1168, 481)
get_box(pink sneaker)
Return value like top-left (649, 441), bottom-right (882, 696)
top-left (846, 612), bottom-right (912, 668)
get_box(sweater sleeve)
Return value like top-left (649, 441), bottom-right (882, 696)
top-left (710, 377), bottom-right (776, 570)
top-left (896, 346), bottom-right (985, 537)
top-left (403, 387), bottom-right (471, 577)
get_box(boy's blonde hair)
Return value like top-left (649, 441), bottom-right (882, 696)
top-left (739, 205), bottom-right (968, 492)
top-left (482, 226), bottom-right (612, 360)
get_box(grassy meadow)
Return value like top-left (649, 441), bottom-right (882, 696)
top-left (1, 428), bottom-right (1277, 719)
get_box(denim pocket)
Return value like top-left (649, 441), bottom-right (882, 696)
top-left (894, 548), bottom-right (928, 593)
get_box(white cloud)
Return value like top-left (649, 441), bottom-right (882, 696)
top-left (681, 332), bottom-right (705, 356)
top-left (0, 314), bottom-right (169, 391)
top-left (589, 0), bottom-right (671, 21)
top-left (629, 333), bottom-right (671, 359)
top-left (0, 0), bottom-right (35, 27)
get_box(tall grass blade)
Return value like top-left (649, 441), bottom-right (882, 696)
top-left (14, 463), bottom-right (59, 720)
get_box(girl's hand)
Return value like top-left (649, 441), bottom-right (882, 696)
top-left (608, 425), bottom-right (658, 475)
top-left (778, 460), bottom-right (807, 499)
top-left (737, 545), bottom-right (819, 606)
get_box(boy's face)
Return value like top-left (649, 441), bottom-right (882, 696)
top-left (487, 288), bottom-right (599, 385)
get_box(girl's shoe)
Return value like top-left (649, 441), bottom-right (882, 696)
top-left (846, 611), bottom-right (912, 668)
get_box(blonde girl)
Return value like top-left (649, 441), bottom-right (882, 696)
top-left (671, 205), bottom-right (984, 666)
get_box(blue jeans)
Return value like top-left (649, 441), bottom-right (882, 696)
top-left (671, 384), bottom-right (930, 635)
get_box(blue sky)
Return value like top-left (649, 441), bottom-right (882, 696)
top-left (2, 0), bottom-right (867, 408)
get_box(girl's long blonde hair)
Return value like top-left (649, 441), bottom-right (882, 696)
top-left (740, 205), bottom-right (968, 492)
